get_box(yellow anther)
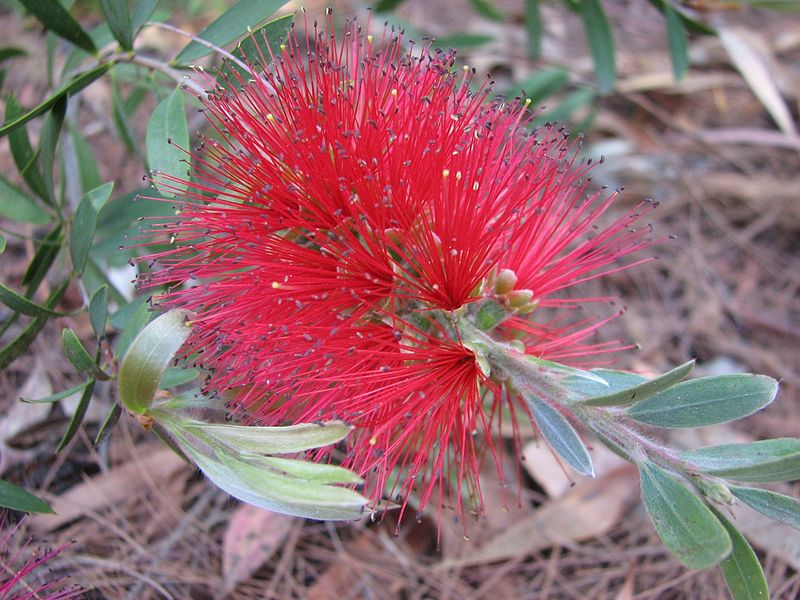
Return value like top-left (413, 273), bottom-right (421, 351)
top-left (369, 436), bottom-right (377, 446)
top-left (442, 169), bottom-right (450, 178)
top-left (391, 88), bottom-right (398, 96)
top-left (266, 113), bottom-right (275, 121)
top-left (271, 281), bottom-right (282, 289)
top-left (455, 171), bottom-right (462, 180)
top-left (367, 35), bottom-right (373, 44)
top-left (525, 98), bottom-right (532, 107)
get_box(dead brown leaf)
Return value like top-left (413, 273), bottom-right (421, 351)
top-left (221, 504), bottom-right (296, 594)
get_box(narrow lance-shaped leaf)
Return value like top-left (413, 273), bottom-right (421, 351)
top-left (731, 486), bottom-right (800, 531)
top-left (0, 480), bottom-right (53, 514)
top-left (70, 182), bottom-right (114, 274)
top-left (118, 309), bottom-right (191, 413)
top-left (131, 0), bottom-right (159, 34)
top-left (61, 328), bottom-right (111, 380)
top-left (5, 95), bottom-right (51, 203)
top-left (19, 0), bottom-right (96, 54)
top-left (664, 1), bottom-right (690, 81)
top-left (468, 0), bottom-right (504, 21)
top-left (146, 87), bottom-right (189, 197)
top-left (0, 282), bottom-right (65, 318)
top-left (0, 174), bottom-right (51, 224)
top-left (56, 378), bottom-right (96, 453)
top-left (712, 507), bottom-right (770, 600)
top-left (639, 462), bottom-right (732, 569)
top-left (95, 402), bottom-right (123, 447)
top-left (580, 0), bottom-right (616, 94)
top-left (525, 0), bottom-right (542, 59)
top-left (21, 224), bottom-right (62, 293)
top-left (100, 0), bottom-right (134, 50)
top-left (626, 374), bottom-right (778, 428)
top-left (0, 63), bottom-right (111, 138)
top-left (89, 285), bottom-right (109, 338)
top-left (173, 0), bottom-right (289, 65)
top-left (576, 360), bottom-right (694, 407)
top-left (21, 380), bottom-right (92, 404)
top-left (682, 438), bottom-right (800, 483)
top-left (526, 395), bottom-right (594, 476)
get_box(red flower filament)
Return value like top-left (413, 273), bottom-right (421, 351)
top-left (138, 19), bottom-right (655, 523)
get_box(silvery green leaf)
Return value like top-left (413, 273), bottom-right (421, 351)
top-left (256, 456), bottom-right (363, 485)
top-left (711, 507), bottom-right (770, 600)
top-left (639, 462), bottom-right (732, 569)
top-left (627, 374), bottom-right (778, 428)
top-left (682, 438), bottom-right (800, 483)
top-left (146, 87), bottom-right (189, 197)
top-left (577, 360), bottom-right (694, 407)
top-left (731, 486), bottom-right (800, 531)
top-left (526, 396), bottom-right (594, 476)
top-left (563, 368), bottom-right (647, 400)
top-left (185, 420), bottom-right (353, 455)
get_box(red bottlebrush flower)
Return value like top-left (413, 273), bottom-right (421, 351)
top-left (138, 18), bottom-right (655, 523)
top-left (0, 515), bottom-right (80, 600)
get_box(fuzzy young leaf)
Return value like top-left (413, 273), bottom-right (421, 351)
top-left (713, 508), bottom-right (770, 600)
top-left (173, 0), bottom-right (289, 65)
top-left (577, 360), bottom-right (694, 407)
top-left (731, 486), bottom-right (800, 531)
top-left (526, 396), bottom-right (594, 476)
top-left (259, 456), bottom-right (363, 485)
top-left (146, 88), bottom-right (189, 197)
top-left (682, 438), bottom-right (800, 483)
top-left (626, 374), bottom-right (778, 428)
top-left (118, 310), bottom-right (191, 413)
top-left (639, 463), bottom-right (732, 569)
top-left (0, 480), bottom-right (53, 514)
top-left (61, 328), bottom-right (110, 380)
top-left (185, 420), bottom-right (354, 455)
top-left (19, 0), bottom-right (96, 54)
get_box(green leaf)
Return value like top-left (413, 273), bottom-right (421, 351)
top-left (639, 462), bottom-right (732, 569)
top-left (0, 63), bottom-right (111, 138)
top-left (21, 224), bottom-right (62, 293)
top-left (0, 174), bottom-right (51, 224)
top-left (100, 0), bottom-right (134, 50)
top-left (216, 15), bottom-right (294, 90)
top-left (579, 0), bottom-right (616, 94)
top-left (533, 87), bottom-right (595, 126)
top-left (646, 0), bottom-right (717, 35)
top-left (118, 309), bottom-right (191, 413)
top-left (38, 97), bottom-right (66, 197)
top-left (131, 0), bottom-right (159, 33)
top-left (0, 280), bottom-right (68, 370)
top-left (576, 360), bottom-right (694, 407)
top-left (184, 420), bottom-right (354, 455)
top-left (731, 486), bottom-right (800, 531)
top-left (713, 508), bottom-right (770, 600)
top-left (61, 328), bottom-right (110, 380)
top-left (742, 0), bottom-right (800, 11)
top-left (0, 47), bottom-right (26, 63)
top-left (526, 396), bottom-right (594, 476)
top-left (375, 0), bottom-right (408, 11)
top-left (682, 438), bottom-right (800, 483)
top-left (89, 285), bottom-right (108, 338)
top-left (664, 2), bottom-right (690, 81)
top-left (19, 0), bottom-right (97, 54)
top-left (626, 374), bottom-right (778, 428)
top-left (0, 234), bottom-right (5, 254)
top-left (110, 73), bottom-right (139, 155)
top-left (70, 182), bottom-right (114, 274)
top-left (0, 480), bottom-right (53, 514)
top-left (6, 95), bottom-right (51, 203)
top-left (21, 379), bottom-right (92, 404)
top-left (56, 378), bottom-right (96, 453)
top-left (112, 297), bottom-right (154, 359)
top-left (435, 32), bottom-right (494, 49)
top-left (525, 0), bottom-right (542, 58)
top-left (69, 123), bottom-right (104, 194)
top-left (507, 67), bottom-right (570, 106)
top-left (94, 401), bottom-right (123, 447)
top-left (146, 87), bottom-right (189, 197)
top-left (468, 0), bottom-right (504, 21)
top-left (173, 0), bottom-right (289, 65)
top-left (0, 282), bottom-right (64, 317)
top-left (474, 299), bottom-right (508, 330)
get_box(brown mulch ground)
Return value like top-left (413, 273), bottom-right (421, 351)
top-left (1, 1), bottom-right (799, 598)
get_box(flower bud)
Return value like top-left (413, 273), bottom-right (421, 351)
top-left (494, 268), bottom-right (518, 295)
